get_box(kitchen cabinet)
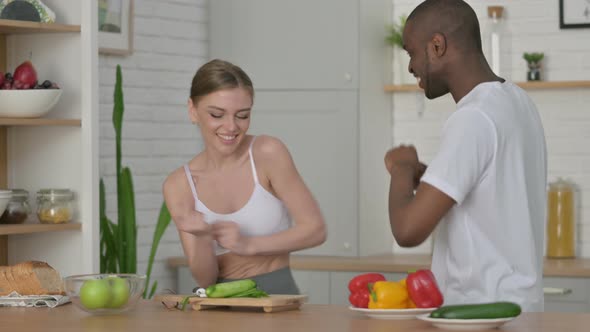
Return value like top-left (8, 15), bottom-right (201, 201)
top-left (248, 90), bottom-right (359, 256)
top-left (209, 0), bottom-right (393, 256)
top-left (0, 1), bottom-right (98, 276)
top-left (291, 270), bottom-right (331, 305)
top-left (544, 277), bottom-right (590, 313)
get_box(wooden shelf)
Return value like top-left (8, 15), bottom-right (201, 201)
top-left (0, 118), bottom-right (81, 127)
top-left (0, 222), bottom-right (81, 235)
top-left (384, 80), bottom-right (590, 92)
top-left (0, 19), bottom-right (80, 34)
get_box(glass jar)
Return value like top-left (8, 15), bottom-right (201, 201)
top-left (36, 189), bottom-right (74, 224)
top-left (546, 179), bottom-right (576, 258)
top-left (487, 6), bottom-right (504, 76)
top-left (0, 189), bottom-right (30, 224)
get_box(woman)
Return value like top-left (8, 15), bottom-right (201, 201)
top-left (163, 59), bottom-right (326, 294)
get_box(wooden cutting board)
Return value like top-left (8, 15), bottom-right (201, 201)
top-left (154, 294), bottom-right (308, 313)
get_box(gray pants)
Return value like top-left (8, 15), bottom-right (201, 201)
top-left (195, 267), bottom-right (300, 295)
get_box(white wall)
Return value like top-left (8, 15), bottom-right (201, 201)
top-left (390, 0), bottom-right (590, 256)
top-left (99, 0), bottom-right (208, 293)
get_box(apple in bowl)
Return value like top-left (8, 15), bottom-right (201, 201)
top-left (0, 60), bottom-right (62, 118)
top-left (64, 273), bottom-right (146, 315)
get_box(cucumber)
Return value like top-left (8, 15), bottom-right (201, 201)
top-left (429, 302), bottom-right (522, 319)
top-left (205, 279), bottom-right (257, 298)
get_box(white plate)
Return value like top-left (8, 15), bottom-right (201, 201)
top-left (349, 306), bottom-right (437, 320)
top-left (416, 314), bottom-right (517, 330)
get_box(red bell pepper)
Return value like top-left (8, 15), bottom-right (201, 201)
top-left (348, 273), bottom-right (386, 293)
top-left (406, 269), bottom-right (444, 308)
top-left (348, 288), bottom-right (371, 308)
top-left (348, 273), bottom-right (386, 308)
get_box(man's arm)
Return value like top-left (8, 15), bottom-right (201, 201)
top-left (385, 146), bottom-right (455, 247)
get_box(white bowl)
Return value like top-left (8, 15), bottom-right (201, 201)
top-left (0, 89), bottom-right (62, 118)
top-left (0, 190), bottom-right (12, 215)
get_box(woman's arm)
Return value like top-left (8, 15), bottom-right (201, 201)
top-left (236, 135), bottom-right (327, 255)
top-left (163, 168), bottom-right (219, 287)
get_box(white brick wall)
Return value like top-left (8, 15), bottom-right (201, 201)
top-left (392, 1), bottom-right (590, 256)
top-left (99, 0), bottom-right (209, 294)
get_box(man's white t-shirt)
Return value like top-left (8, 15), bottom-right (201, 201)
top-left (421, 81), bottom-right (547, 312)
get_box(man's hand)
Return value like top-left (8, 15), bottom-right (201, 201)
top-left (384, 145), bottom-right (427, 188)
top-left (212, 221), bottom-right (253, 255)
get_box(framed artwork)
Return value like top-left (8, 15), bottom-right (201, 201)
top-left (559, 0), bottom-right (590, 28)
top-left (98, 0), bottom-right (134, 55)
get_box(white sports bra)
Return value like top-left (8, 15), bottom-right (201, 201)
top-left (183, 137), bottom-right (291, 255)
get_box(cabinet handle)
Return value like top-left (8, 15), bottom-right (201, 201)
top-left (543, 287), bottom-right (572, 295)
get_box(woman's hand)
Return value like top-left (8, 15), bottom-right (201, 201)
top-left (175, 210), bottom-right (211, 236)
top-left (211, 221), bottom-right (253, 255)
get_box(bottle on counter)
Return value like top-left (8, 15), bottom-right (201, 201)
top-left (546, 178), bottom-right (576, 258)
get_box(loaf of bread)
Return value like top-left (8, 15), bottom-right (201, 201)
top-left (0, 261), bottom-right (65, 296)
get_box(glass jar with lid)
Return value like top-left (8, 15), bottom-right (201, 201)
top-left (36, 189), bottom-right (74, 224)
top-left (0, 189), bottom-right (30, 224)
top-left (546, 178), bottom-right (576, 258)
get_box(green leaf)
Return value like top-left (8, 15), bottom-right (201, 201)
top-left (120, 167), bottom-right (137, 273)
top-left (148, 281), bottom-right (158, 299)
top-left (114, 65), bottom-right (124, 273)
top-left (113, 65), bottom-right (124, 178)
top-left (100, 179), bottom-right (119, 273)
top-left (180, 295), bottom-right (199, 311)
top-left (143, 202), bottom-right (171, 298)
top-left (106, 219), bottom-right (119, 273)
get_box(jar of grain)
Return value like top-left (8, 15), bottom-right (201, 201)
top-left (36, 189), bottom-right (74, 224)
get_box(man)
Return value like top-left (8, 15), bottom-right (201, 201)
top-left (384, 0), bottom-right (547, 312)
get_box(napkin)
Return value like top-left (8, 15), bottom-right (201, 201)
top-left (0, 291), bottom-right (70, 308)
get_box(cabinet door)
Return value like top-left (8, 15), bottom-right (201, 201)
top-left (292, 270), bottom-right (330, 305)
top-left (249, 91), bottom-right (358, 256)
top-left (176, 266), bottom-right (196, 294)
top-left (543, 277), bottom-right (590, 312)
top-left (210, 0), bottom-right (358, 90)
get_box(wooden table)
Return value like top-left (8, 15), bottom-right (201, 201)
top-left (1, 300), bottom-right (590, 331)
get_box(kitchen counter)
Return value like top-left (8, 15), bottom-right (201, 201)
top-left (2, 301), bottom-right (590, 331)
top-left (167, 254), bottom-right (590, 278)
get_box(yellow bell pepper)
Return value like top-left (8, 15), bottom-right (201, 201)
top-left (399, 278), bottom-right (417, 308)
top-left (368, 281), bottom-right (408, 309)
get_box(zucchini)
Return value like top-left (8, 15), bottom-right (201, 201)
top-left (429, 301), bottom-right (522, 319)
top-left (205, 279), bottom-right (257, 298)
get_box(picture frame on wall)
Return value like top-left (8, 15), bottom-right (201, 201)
top-left (559, 0), bottom-right (590, 28)
top-left (98, 0), bottom-right (134, 55)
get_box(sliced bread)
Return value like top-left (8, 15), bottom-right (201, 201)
top-left (0, 261), bottom-right (64, 296)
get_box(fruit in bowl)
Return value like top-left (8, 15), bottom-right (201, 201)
top-left (63, 274), bottom-right (146, 314)
top-left (0, 60), bottom-right (62, 118)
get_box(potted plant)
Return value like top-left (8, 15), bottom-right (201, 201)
top-left (100, 65), bottom-right (171, 299)
top-left (386, 15), bottom-right (406, 49)
top-left (523, 52), bottom-right (544, 81)
top-left (385, 15), bottom-right (413, 85)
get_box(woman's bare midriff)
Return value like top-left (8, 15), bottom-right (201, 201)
top-left (217, 252), bottom-right (290, 279)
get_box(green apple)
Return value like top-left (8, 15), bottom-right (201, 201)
top-left (108, 277), bottom-right (130, 308)
top-left (79, 279), bottom-right (111, 309)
